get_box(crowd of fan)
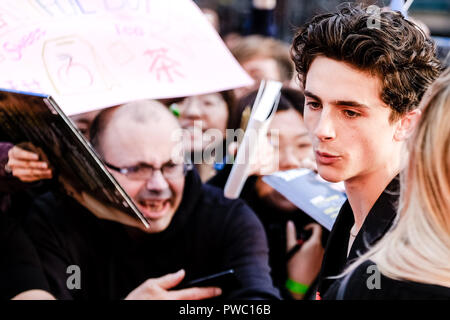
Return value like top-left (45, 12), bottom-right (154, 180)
top-left (0, 2), bottom-right (449, 300)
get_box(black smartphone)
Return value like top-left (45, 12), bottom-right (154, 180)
top-left (176, 269), bottom-right (238, 292)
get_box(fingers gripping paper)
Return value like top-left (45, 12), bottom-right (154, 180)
top-left (0, 0), bottom-right (253, 115)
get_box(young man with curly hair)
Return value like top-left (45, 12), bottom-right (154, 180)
top-left (290, 4), bottom-right (442, 299)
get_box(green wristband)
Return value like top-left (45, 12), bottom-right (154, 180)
top-left (286, 278), bottom-right (309, 295)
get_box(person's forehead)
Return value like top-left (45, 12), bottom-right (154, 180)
top-left (196, 93), bottom-right (225, 102)
top-left (243, 55), bottom-right (276, 64)
top-left (270, 110), bottom-right (308, 136)
top-left (243, 56), bottom-right (277, 71)
top-left (203, 92), bottom-right (224, 99)
top-left (243, 57), bottom-right (278, 70)
top-left (102, 119), bottom-right (181, 164)
top-left (305, 56), bottom-right (383, 105)
top-left (70, 110), bottom-right (101, 123)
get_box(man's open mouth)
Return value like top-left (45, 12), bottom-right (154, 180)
top-left (138, 199), bottom-right (171, 218)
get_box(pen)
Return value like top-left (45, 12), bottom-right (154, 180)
top-left (286, 239), bottom-right (305, 261)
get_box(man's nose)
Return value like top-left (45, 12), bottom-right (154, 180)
top-left (314, 108), bottom-right (336, 142)
top-left (145, 169), bottom-right (169, 191)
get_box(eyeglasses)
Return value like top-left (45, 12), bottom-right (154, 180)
top-left (104, 160), bottom-right (193, 181)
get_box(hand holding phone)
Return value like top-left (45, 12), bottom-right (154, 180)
top-left (176, 269), bottom-right (239, 294)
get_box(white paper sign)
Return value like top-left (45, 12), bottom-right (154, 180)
top-left (0, 0), bottom-right (253, 115)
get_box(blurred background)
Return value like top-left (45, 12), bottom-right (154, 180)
top-left (194, 0), bottom-right (450, 65)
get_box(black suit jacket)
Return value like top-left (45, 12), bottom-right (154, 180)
top-left (316, 177), bottom-right (399, 299)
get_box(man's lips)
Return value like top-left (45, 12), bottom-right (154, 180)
top-left (137, 199), bottom-right (171, 219)
top-left (315, 150), bottom-right (342, 165)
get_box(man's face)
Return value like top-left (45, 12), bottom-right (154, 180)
top-left (100, 118), bottom-right (185, 233)
top-left (255, 109), bottom-right (313, 211)
top-left (234, 57), bottom-right (281, 99)
top-left (303, 56), bottom-right (398, 183)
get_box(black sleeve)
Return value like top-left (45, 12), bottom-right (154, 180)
top-left (0, 142), bottom-right (13, 174)
top-left (323, 260), bottom-right (384, 300)
top-left (0, 215), bottom-right (50, 299)
top-left (220, 201), bottom-right (280, 300)
top-left (23, 196), bottom-right (76, 300)
top-left (324, 260), bottom-right (450, 300)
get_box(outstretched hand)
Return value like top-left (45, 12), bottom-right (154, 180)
top-left (125, 269), bottom-right (222, 300)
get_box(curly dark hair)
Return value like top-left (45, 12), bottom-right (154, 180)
top-left (291, 3), bottom-right (442, 121)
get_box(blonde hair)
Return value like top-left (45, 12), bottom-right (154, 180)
top-left (343, 68), bottom-right (450, 287)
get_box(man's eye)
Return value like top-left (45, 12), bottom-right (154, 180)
top-left (127, 166), bottom-right (142, 173)
top-left (163, 164), bottom-right (181, 175)
top-left (163, 163), bottom-right (178, 171)
top-left (306, 102), bottom-right (321, 110)
top-left (344, 110), bottom-right (360, 118)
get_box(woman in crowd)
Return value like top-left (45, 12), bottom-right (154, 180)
top-left (171, 91), bottom-right (236, 182)
top-left (208, 87), bottom-right (327, 299)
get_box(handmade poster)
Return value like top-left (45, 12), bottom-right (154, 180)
top-left (0, 0), bottom-right (253, 115)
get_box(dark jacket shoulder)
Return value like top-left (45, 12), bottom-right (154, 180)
top-left (316, 177), bottom-right (400, 298)
top-left (326, 260), bottom-right (450, 300)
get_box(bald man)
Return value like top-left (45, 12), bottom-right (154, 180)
top-left (24, 100), bottom-right (279, 300)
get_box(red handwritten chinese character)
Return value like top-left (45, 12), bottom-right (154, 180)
top-left (144, 48), bottom-right (183, 83)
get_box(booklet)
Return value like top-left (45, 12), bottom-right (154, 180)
top-left (0, 88), bottom-right (148, 228)
top-left (224, 80), bottom-right (282, 198)
top-left (262, 168), bottom-right (347, 230)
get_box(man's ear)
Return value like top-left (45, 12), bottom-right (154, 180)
top-left (393, 109), bottom-right (422, 142)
